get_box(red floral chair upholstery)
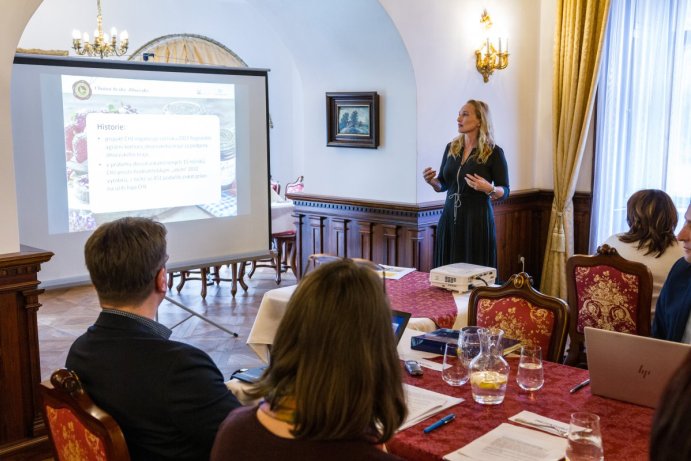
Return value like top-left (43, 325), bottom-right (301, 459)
top-left (40, 369), bottom-right (130, 461)
top-left (467, 272), bottom-right (569, 363)
top-left (564, 244), bottom-right (653, 367)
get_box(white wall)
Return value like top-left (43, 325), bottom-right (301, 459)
top-left (2, 0), bottom-right (560, 255)
top-left (0, 0), bottom-right (42, 254)
top-left (381, 0), bottom-right (552, 203)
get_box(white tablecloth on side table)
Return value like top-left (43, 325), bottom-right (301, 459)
top-left (270, 201), bottom-right (295, 233)
top-left (247, 284), bottom-right (472, 363)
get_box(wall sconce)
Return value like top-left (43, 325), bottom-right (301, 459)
top-left (475, 9), bottom-right (509, 83)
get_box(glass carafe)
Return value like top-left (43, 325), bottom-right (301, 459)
top-left (469, 327), bottom-right (510, 405)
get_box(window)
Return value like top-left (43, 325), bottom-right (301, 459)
top-left (591, 0), bottom-right (691, 249)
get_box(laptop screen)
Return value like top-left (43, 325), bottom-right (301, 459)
top-left (391, 309), bottom-right (412, 345)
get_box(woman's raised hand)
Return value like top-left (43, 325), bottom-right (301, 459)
top-left (422, 167), bottom-right (437, 183)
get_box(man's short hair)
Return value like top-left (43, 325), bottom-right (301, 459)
top-left (84, 217), bottom-right (167, 306)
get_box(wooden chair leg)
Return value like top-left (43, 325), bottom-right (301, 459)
top-left (176, 271), bottom-right (188, 292)
top-left (248, 260), bottom-right (258, 278)
top-left (200, 268), bottom-right (208, 299)
top-left (274, 240), bottom-right (282, 284)
top-left (287, 240), bottom-right (297, 277)
top-left (238, 262), bottom-right (248, 292)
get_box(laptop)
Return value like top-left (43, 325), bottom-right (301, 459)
top-left (391, 309), bottom-right (412, 344)
top-left (585, 327), bottom-right (691, 408)
top-left (232, 309), bottom-right (412, 384)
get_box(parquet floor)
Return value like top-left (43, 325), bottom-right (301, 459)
top-left (37, 266), bottom-right (296, 381)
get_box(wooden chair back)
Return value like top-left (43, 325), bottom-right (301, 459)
top-left (284, 175), bottom-right (304, 196)
top-left (564, 244), bottom-right (653, 366)
top-left (467, 272), bottom-right (569, 362)
top-left (40, 368), bottom-right (130, 461)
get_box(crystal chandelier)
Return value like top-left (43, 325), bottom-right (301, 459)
top-left (71, 0), bottom-right (128, 58)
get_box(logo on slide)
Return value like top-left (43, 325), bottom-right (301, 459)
top-left (72, 80), bottom-right (92, 100)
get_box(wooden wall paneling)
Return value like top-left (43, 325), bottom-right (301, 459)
top-left (382, 225), bottom-right (399, 266)
top-left (405, 227), bottom-right (425, 270)
top-left (0, 246), bottom-right (53, 460)
top-left (331, 218), bottom-right (348, 257)
top-left (288, 191), bottom-right (592, 283)
top-left (357, 221), bottom-right (374, 261)
top-left (572, 192), bottom-right (592, 255)
top-left (307, 215), bottom-right (326, 257)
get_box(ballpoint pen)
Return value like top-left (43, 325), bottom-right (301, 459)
top-left (423, 414), bottom-right (455, 433)
top-left (569, 378), bottom-right (590, 394)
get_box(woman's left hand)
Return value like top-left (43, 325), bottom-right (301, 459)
top-left (464, 174), bottom-right (492, 194)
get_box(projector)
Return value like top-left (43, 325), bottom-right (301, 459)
top-left (429, 263), bottom-right (497, 293)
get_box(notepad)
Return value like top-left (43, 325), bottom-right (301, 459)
top-left (398, 384), bottom-right (463, 431)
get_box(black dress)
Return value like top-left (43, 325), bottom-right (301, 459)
top-left (433, 143), bottom-right (510, 269)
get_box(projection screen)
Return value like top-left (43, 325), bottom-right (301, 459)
top-left (11, 54), bottom-right (271, 287)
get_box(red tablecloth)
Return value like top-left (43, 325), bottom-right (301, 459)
top-left (389, 358), bottom-right (653, 461)
top-left (386, 271), bottom-right (457, 329)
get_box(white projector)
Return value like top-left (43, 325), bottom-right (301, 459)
top-left (429, 263), bottom-right (497, 293)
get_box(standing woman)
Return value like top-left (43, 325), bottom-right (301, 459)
top-left (423, 100), bottom-right (510, 269)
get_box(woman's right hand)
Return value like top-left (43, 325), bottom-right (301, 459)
top-left (422, 167), bottom-right (437, 183)
top-left (422, 167), bottom-right (440, 191)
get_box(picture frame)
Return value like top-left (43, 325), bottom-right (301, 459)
top-left (326, 92), bottom-right (379, 148)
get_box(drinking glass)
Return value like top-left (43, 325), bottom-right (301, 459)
top-left (516, 345), bottom-right (544, 391)
top-left (442, 343), bottom-right (467, 386)
top-left (459, 326), bottom-right (483, 365)
top-left (565, 412), bottom-right (604, 461)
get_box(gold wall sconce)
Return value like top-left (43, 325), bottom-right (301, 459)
top-left (475, 9), bottom-right (509, 83)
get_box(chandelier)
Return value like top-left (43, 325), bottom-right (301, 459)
top-left (71, 0), bottom-right (128, 58)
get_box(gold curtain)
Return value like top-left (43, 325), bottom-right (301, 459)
top-left (540, 0), bottom-right (611, 299)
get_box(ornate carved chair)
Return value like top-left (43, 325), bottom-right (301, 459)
top-left (564, 244), bottom-right (653, 367)
top-left (40, 369), bottom-right (130, 461)
top-left (467, 272), bottom-right (569, 363)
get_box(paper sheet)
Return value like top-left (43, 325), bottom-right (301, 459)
top-left (380, 264), bottom-right (416, 280)
top-left (508, 411), bottom-right (569, 437)
top-left (443, 423), bottom-right (567, 461)
top-left (399, 383), bottom-right (463, 431)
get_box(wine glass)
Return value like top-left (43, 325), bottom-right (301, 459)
top-left (565, 412), bottom-right (604, 461)
top-left (516, 345), bottom-right (544, 391)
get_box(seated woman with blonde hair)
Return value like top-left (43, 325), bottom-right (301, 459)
top-left (211, 259), bottom-right (407, 461)
top-left (603, 189), bottom-right (683, 317)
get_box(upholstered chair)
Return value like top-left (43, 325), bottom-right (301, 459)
top-left (467, 272), bottom-right (569, 363)
top-left (40, 368), bottom-right (130, 461)
top-left (564, 244), bottom-right (653, 367)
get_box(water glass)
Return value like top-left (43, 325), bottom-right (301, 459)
top-left (442, 343), bottom-right (467, 386)
top-left (565, 412), bottom-right (604, 461)
top-left (516, 345), bottom-right (544, 391)
top-left (459, 326), bottom-right (483, 364)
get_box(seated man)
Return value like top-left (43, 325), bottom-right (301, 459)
top-left (66, 217), bottom-right (241, 460)
top-left (652, 202), bottom-right (691, 343)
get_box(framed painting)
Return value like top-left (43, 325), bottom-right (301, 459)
top-left (326, 92), bottom-right (379, 148)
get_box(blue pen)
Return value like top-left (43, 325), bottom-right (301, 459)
top-left (423, 413), bottom-right (455, 433)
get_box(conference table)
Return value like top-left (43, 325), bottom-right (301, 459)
top-left (242, 269), bottom-right (653, 460)
top-left (390, 349), bottom-right (653, 460)
top-left (247, 271), bottom-right (471, 362)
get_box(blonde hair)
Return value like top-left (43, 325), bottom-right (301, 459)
top-left (449, 99), bottom-right (495, 164)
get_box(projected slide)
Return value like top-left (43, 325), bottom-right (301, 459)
top-left (61, 75), bottom-right (236, 232)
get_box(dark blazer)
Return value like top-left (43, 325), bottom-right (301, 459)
top-left (652, 258), bottom-right (691, 342)
top-left (66, 311), bottom-right (241, 461)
